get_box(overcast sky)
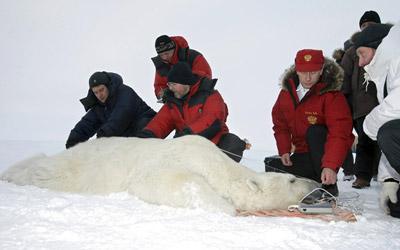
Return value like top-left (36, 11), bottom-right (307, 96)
top-left (0, 0), bottom-right (399, 151)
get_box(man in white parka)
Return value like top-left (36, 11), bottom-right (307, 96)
top-left (353, 22), bottom-right (400, 218)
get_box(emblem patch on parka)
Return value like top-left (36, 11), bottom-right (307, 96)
top-left (307, 115), bottom-right (317, 124)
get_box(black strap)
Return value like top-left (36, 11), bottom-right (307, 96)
top-left (384, 77), bottom-right (388, 98)
top-left (384, 178), bottom-right (399, 183)
top-left (197, 119), bottom-right (222, 139)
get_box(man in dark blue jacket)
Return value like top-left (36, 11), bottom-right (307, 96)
top-left (66, 71), bottom-right (156, 148)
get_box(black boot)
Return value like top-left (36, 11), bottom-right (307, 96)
top-left (388, 189), bottom-right (400, 219)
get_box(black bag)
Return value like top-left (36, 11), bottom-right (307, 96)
top-left (264, 155), bottom-right (281, 172)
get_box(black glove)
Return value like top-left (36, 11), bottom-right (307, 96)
top-left (96, 129), bottom-right (106, 138)
top-left (136, 129), bottom-right (157, 138)
top-left (65, 131), bottom-right (82, 149)
top-left (174, 127), bottom-right (193, 138)
top-left (65, 140), bottom-right (78, 149)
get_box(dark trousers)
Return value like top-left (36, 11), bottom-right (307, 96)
top-left (354, 116), bottom-right (380, 181)
top-left (217, 133), bottom-right (246, 162)
top-left (265, 153), bottom-right (321, 182)
top-left (377, 119), bottom-right (400, 173)
top-left (342, 149), bottom-right (354, 176)
top-left (265, 125), bottom-right (352, 183)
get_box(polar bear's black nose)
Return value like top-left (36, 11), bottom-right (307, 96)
top-left (290, 178), bottom-right (296, 183)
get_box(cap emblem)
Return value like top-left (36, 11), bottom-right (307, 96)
top-left (304, 54), bottom-right (312, 62)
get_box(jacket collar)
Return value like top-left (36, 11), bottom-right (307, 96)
top-left (280, 57), bottom-right (343, 94)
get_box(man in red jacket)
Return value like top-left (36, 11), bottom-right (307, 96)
top-left (265, 49), bottom-right (354, 196)
top-left (152, 35), bottom-right (212, 100)
top-left (139, 62), bottom-right (246, 162)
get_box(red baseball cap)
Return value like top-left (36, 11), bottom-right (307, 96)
top-left (295, 49), bottom-right (324, 72)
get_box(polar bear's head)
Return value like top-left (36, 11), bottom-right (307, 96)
top-left (229, 172), bottom-right (319, 211)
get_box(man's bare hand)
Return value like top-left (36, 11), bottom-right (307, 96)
top-left (321, 168), bottom-right (337, 184)
top-left (280, 153), bottom-right (293, 166)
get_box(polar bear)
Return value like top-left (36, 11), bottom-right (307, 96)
top-left (1, 135), bottom-right (318, 215)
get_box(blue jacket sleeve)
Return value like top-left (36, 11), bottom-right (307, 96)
top-left (66, 110), bottom-right (101, 148)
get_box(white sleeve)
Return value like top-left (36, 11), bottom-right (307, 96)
top-left (363, 67), bottom-right (400, 140)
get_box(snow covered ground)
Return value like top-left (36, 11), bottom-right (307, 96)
top-left (0, 140), bottom-right (399, 250)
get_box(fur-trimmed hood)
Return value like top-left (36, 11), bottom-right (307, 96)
top-left (280, 58), bottom-right (344, 94)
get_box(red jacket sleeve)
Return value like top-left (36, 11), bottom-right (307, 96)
top-left (272, 91), bottom-right (292, 156)
top-left (144, 105), bottom-right (175, 138)
top-left (154, 72), bottom-right (167, 98)
top-left (322, 92), bottom-right (354, 170)
top-left (187, 91), bottom-right (226, 134)
top-left (191, 55), bottom-right (212, 79)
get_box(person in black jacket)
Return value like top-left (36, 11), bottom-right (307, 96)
top-left (66, 71), bottom-right (156, 148)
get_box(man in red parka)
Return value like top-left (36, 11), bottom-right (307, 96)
top-left (265, 49), bottom-right (354, 196)
top-left (139, 62), bottom-right (246, 162)
top-left (152, 35), bottom-right (212, 100)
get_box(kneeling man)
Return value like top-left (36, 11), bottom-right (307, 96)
top-left (265, 49), bottom-right (354, 196)
top-left (66, 71), bottom-right (156, 148)
top-left (138, 62), bottom-right (246, 162)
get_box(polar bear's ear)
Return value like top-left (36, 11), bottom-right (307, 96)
top-left (246, 179), bottom-right (260, 192)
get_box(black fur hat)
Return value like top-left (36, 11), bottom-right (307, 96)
top-left (359, 10), bottom-right (381, 28)
top-left (352, 23), bottom-right (392, 49)
top-left (89, 72), bottom-right (110, 88)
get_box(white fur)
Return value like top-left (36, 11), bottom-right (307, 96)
top-left (1, 135), bottom-right (318, 215)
